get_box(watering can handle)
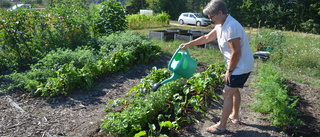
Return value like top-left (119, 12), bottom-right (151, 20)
top-left (168, 46), bottom-right (189, 68)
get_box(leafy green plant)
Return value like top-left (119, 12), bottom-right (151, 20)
top-left (98, 32), bottom-right (161, 64)
top-left (3, 47), bottom-right (97, 96)
top-left (2, 32), bottom-right (161, 97)
top-left (249, 63), bottom-right (305, 129)
top-left (101, 67), bottom-right (183, 136)
top-left (179, 64), bottom-right (224, 115)
top-left (101, 64), bottom-right (225, 136)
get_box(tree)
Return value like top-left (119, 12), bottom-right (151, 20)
top-left (128, 0), bottom-right (148, 13)
top-left (145, 0), bottom-right (186, 19)
top-left (94, 0), bottom-right (127, 36)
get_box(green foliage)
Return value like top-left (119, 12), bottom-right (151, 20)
top-left (43, 0), bottom-right (95, 49)
top-left (4, 48), bottom-right (97, 96)
top-left (101, 64), bottom-right (225, 136)
top-left (184, 64), bottom-right (224, 113)
top-left (101, 67), bottom-right (182, 136)
top-left (251, 29), bottom-right (320, 82)
top-left (0, 1), bottom-right (12, 8)
top-left (0, 0), bottom-right (97, 73)
top-left (224, 0), bottom-right (320, 34)
top-left (252, 29), bottom-right (284, 51)
top-left (300, 19), bottom-right (320, 34)
top-left (249, 64), bottom-right (305, 129)
top-left (0, 0), bottom-right (129, 74)
top-left (128, 0), bottom-right (148, 14)
top-left (94, 0), bottom-right (127, 36)
top-left (126, 12), bottom-right (170, 29)
top-left (2, 32), bottom-right (161, 97)
top-left (0, 9), bottom-right (44, 71)
top-left (131, 0), bottom-right (320, 33)
top-left (98, 32), bottom-right (161, 64)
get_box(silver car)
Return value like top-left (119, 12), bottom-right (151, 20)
top-left (178, 13), bottom-right (212, 26)
top-left (7, 4), bottom-right (31, 11)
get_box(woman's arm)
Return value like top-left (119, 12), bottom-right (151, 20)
top-left (225, 38), bottom-right (241, 83)
top-left (181, 28), bottom-right (217, 50)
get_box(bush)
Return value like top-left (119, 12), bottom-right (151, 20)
top-left (300, 19), bottom-right (320, 35)
top-left (94, 0), bottom-right (127, 36)
top-left (0, 9), bottom-right (45, 72)
top-left (0, 0), bottom-right (97, 73)
top-left (0, 1), bottom-right (12, 8)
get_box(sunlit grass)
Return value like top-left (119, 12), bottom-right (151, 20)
top-left (273, 31), bottom-right (320, 86)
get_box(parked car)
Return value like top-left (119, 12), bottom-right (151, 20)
top-left (7, 4), bottom-right (31, 11)
top-left (178, 13), bottom-right (212, 26)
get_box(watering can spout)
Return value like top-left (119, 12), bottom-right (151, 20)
top-left (160, 73), bottom-right (182, 85)
top-left (152, 46), bottom-right (197, 91)
top-left (152, 73), bottom-right (182, 91)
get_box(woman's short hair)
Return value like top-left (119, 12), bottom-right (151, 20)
top-left (203, 0), bottom-right (228, 15)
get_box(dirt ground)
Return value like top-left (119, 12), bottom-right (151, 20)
top-left (0, 54), bottom-right (319, 137)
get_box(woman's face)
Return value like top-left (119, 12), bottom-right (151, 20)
top-left (208, 14), bottom-right (217, 23)
top-left (208, 11), bottom-right (225, 24)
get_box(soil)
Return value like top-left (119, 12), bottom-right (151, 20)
top-left (0, 53), bottom-right (319, 137)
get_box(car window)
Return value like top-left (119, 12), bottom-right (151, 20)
top-left (183, 14), bottom-right (188, 17)
top-left (194, 13), bottom-right (204, 18)
top-left (190, 14), bottom-right (195, 18)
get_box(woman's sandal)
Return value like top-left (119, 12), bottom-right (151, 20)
top-left (228, 117), bottom-right (241, 124)
top-left (206, 126), bottom-right (226, 134)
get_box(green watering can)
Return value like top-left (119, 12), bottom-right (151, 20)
top-left (152, 46), bottom-right (197, 91)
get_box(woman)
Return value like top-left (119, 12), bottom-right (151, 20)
top-left (180, 0), bottom-right (254, 134)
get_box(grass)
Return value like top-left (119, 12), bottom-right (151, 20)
top-left (273, 31), bottom-right (320, 86)
top-left (129, 21), bottom-right (320, 88)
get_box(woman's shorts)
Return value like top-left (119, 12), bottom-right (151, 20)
top-left (226, 72), bottom-right (251, 88)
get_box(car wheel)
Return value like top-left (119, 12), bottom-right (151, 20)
top-left (196, 21), bottom-right (201, 26)
top-left (179, 20), bottom-right (184, 25)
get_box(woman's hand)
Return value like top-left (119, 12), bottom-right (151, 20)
top-left (180, 43), bottom-right (189, 50)
top-left (225, 71), bottom-right (232, 84)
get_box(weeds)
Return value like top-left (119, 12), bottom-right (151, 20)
top-left (249, 63), bottom-right (305, 129)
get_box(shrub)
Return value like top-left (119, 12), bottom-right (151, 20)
top-left (0, 1), bottom-right (12, 8)
top-left (94, 0), bottom-right (127, 36)
top-left (300, 19), bottom-right (320, 34)
top-left (0, 0), bottom-right (97, 73)
top-left (0, 9), bottom-right (45, 72)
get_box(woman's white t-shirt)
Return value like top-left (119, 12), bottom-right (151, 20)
top-left (214, 15), bottom-right (254, 75)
